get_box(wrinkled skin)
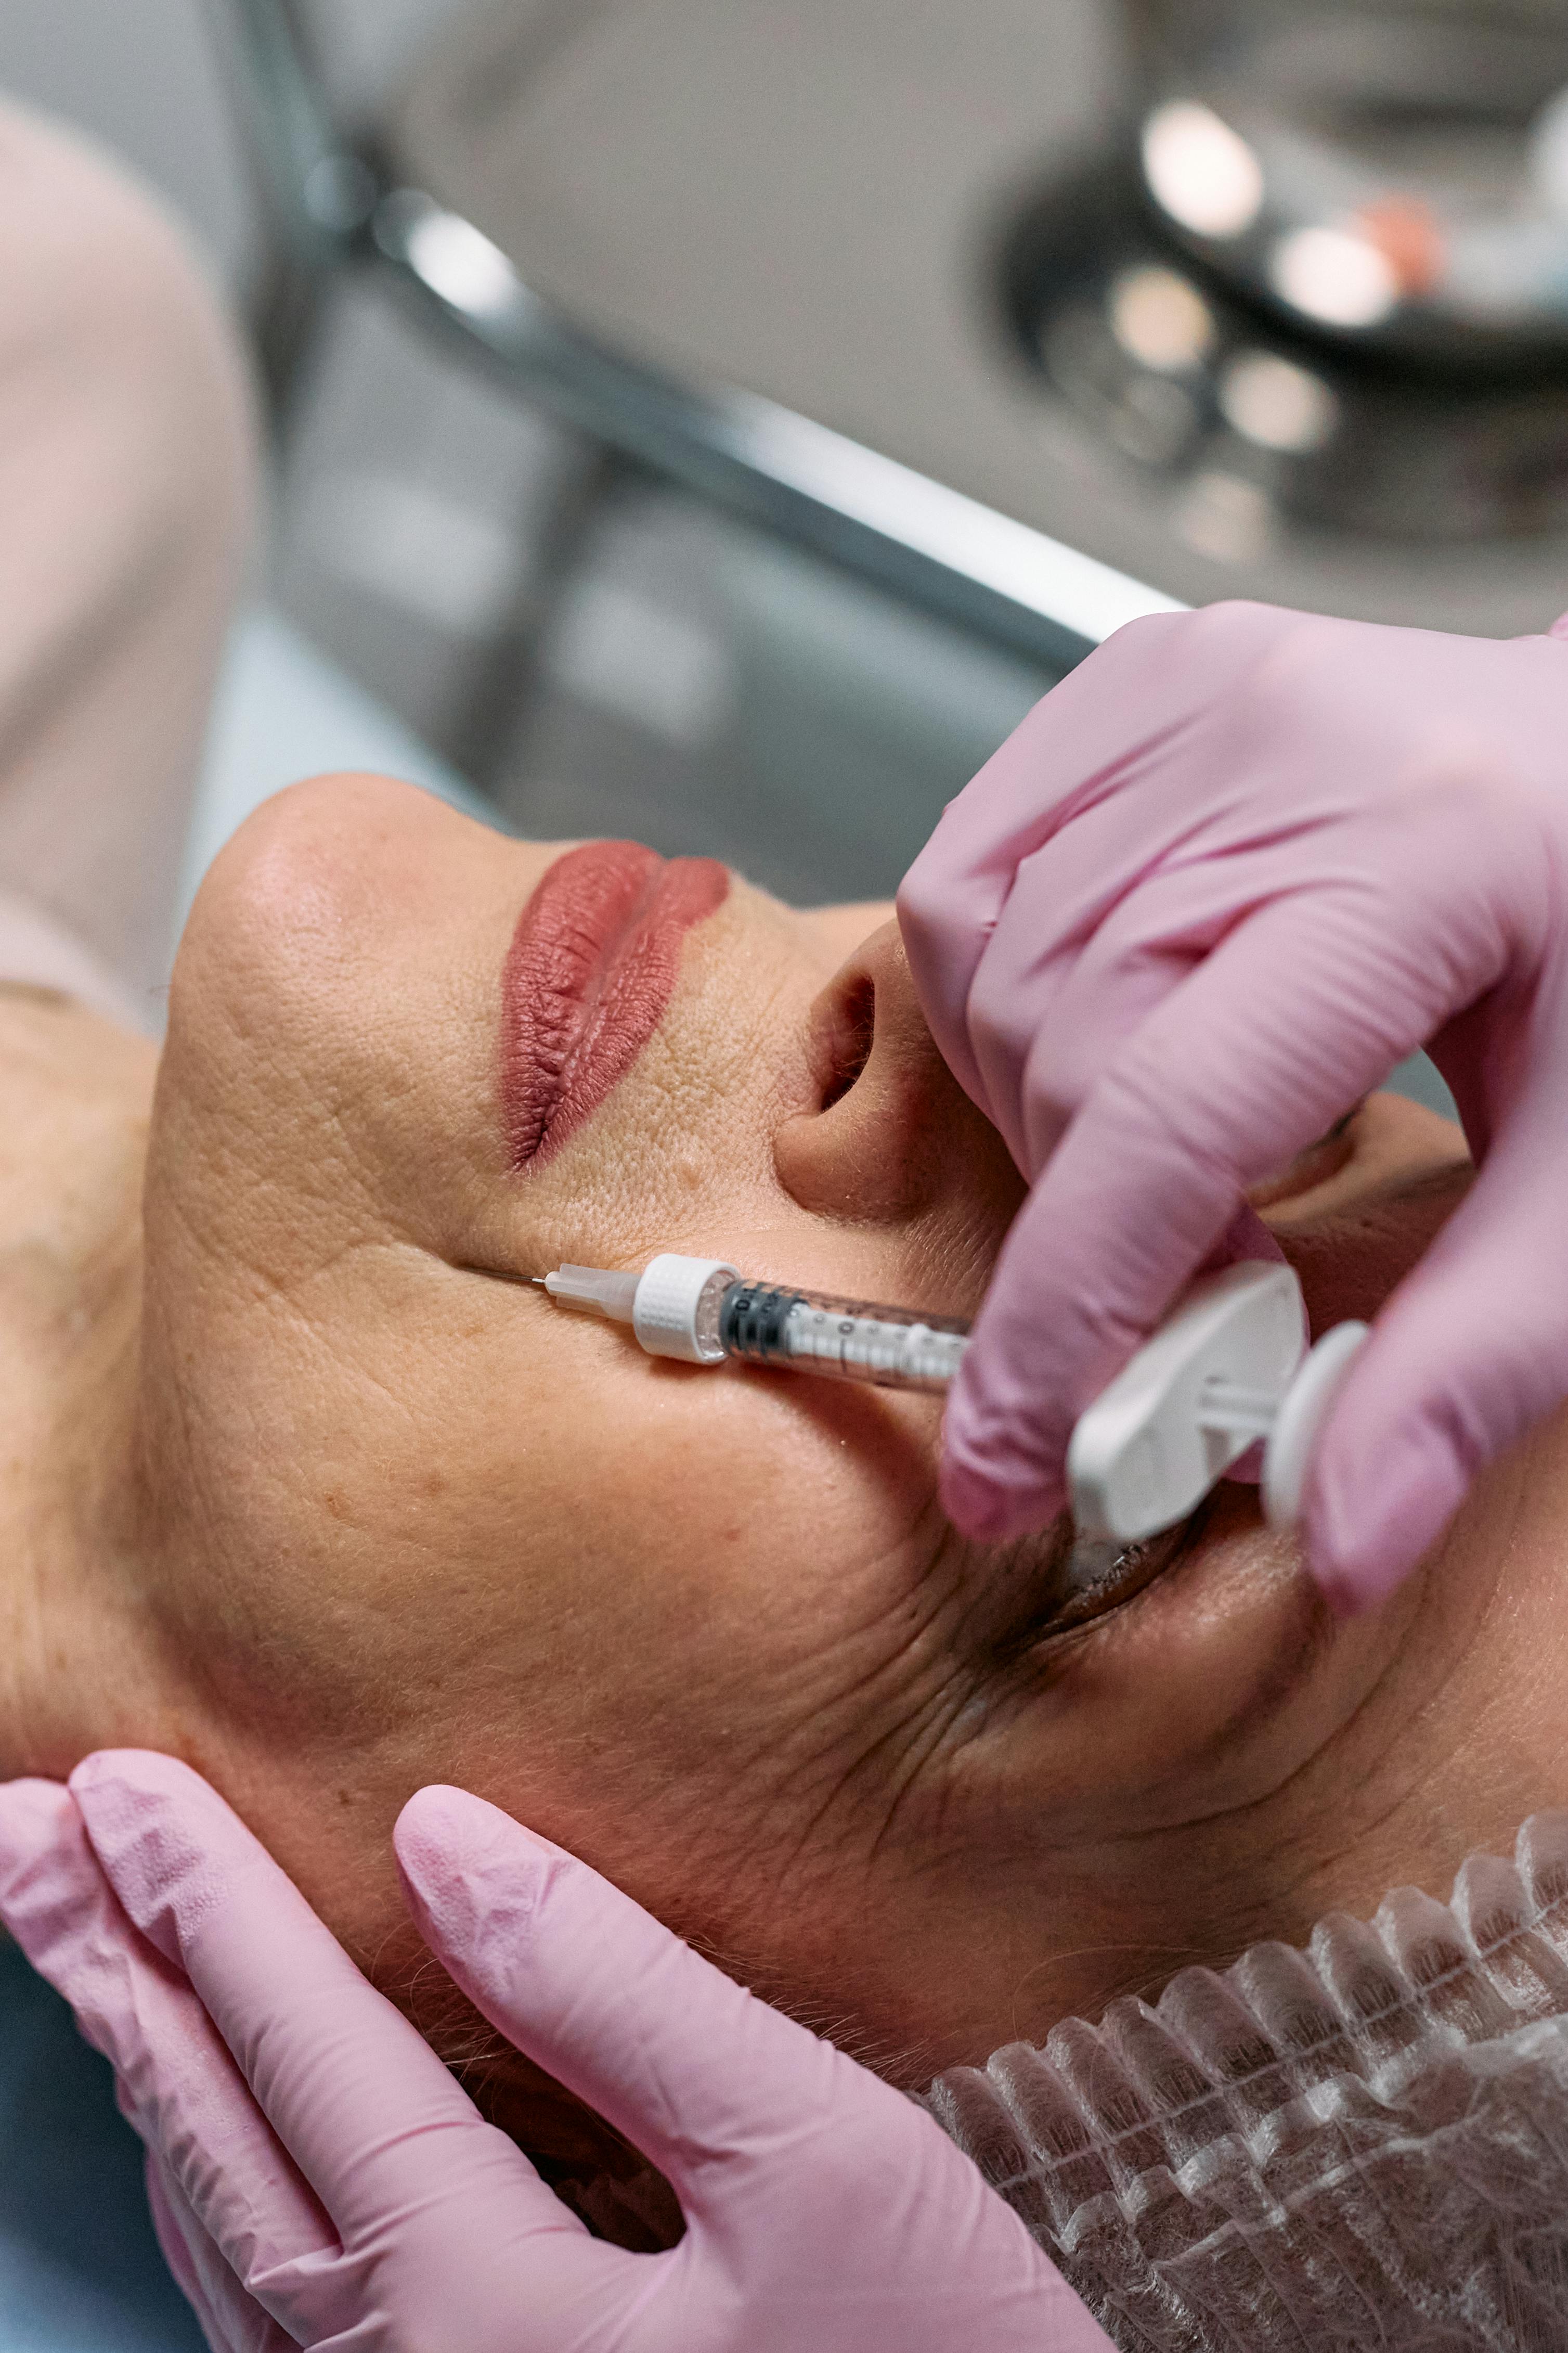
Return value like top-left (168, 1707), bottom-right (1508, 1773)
top-left (2, 775), bottom-right (1561, 2211)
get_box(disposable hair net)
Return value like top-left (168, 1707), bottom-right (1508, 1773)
top-left (929, 1812), bottom-right (1568, 2351)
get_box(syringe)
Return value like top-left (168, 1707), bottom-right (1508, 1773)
top-left (537, 1253), bottom-right (1369, 1544)
top-left (538, 1254), bottom-right (967, 1391)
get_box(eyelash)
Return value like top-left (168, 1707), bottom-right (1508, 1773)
top-left (1040, 1499), bottom-right (1215, 1643)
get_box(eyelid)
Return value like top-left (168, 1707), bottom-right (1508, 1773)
top-left (1004, 1498), bottom-right (1217, 1658)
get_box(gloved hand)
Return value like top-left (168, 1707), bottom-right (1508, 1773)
top-left (0, 1750), bottom-right (1111, 2352)
top-left (898, 598), bottom-right (1568, 1612)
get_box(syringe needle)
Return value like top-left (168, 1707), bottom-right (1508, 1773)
top-left (454, 1263), bottom-right (549, 1290)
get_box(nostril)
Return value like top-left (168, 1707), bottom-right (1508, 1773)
top-left (818, 973), bottom-right (876, 1112)
top-left (776, 915), bottom-right (1026, 1231)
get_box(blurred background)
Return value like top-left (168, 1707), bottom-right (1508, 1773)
top-left (9, 0), bottom-right (1568, 917)
top-left (0, 0), bottom-right (1072, 919)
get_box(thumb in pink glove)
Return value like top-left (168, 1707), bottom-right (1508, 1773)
top-left (899, 598), bottom-right (1568, 1612)
top-left (0, 1750), bottom-right (1111, 2353)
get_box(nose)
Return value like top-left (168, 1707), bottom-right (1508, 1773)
top-left (773, 919), bottom-right (1023, 1229)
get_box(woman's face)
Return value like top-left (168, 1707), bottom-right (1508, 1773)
top-left (134, 774), bottom-right (1562, 2094)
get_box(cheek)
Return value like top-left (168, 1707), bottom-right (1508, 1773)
top-left (320, 1310), bottom-right (948, 1728)
top-left (990, 1490), bottom-right (1398, 1865)
top-left (483, 1346), bottom-right (947, 1688)
top-left (1120, 1521), bottom-right (1337, 1818)
top-left (410, 1352), bottom-right (955, 1874)
top-left (1075, 1519), bottom-right (1349, 1833)
top-left (154, 1256), bottom-right (958, 1988)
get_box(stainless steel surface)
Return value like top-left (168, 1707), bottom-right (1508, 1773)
top-left (386, 0), bottom-right (1568, 630)
top-left (265, 250), bottom-right (1065, 903)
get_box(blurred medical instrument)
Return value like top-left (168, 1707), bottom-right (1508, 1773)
top-left (0, 1754), bottom-right (1115, 2353)
top-left (223, 0), bottom-right (1170, 694)
top-left (1133, 2), bottom-right (1568, 365)
top-left (540, 1254), bottom-right (1366, 1546)
top-left (1001, 0), bottom-right (1568, 563)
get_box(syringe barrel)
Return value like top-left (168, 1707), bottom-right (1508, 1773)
top-left (715, 1282), bottom-right (968, 1392)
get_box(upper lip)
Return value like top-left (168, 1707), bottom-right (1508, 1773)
top-left (499, 840), bottom-right (728, 1170)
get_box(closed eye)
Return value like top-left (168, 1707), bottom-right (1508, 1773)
top-left (996, 1497), bottom-right (1217, 1661)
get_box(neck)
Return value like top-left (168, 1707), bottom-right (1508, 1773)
top-left (0, 988), bottom-right (178, 1779)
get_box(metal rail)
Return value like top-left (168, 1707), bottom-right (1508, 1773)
top-left (222, 0), bottom-right (1184, 670)
top-left (371, 190), bottom-right (1182, 673)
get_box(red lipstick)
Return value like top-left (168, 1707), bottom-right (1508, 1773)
top-left (501, 841), bottom-right (728, 1171)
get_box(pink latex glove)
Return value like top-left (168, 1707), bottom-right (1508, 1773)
top-left (0, 1751), bottom-right (1109, 2353)
top-left (898, 598), bottom-right (1568, 1613)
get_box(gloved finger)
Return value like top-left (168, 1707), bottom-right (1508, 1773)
top-left (908, 849), bottom-right (1200, 1178)
top-left (897, 605), bottom-right (1284, 1110)
top-left (939, 825), bottom-right (1538, 1543)
top-left (916, 790), bottom-right (1293, 1170)
top-left (962, 836), bottom-right (1371, 1169)
top-left (145, 2150), bottom-right (297, 2353)
top-left (983, 770), bottom-right (1539, 1172)
top-left (1305, 1112), bottom-right (1568, 1611)
top-left (67, 1753), bottom-right (559, 2258)
top-left (0, 1774), bottom-right (113, 1969)
top-left (0, 1775), bottom-right (333, 2280)
top-left (897, 708), bottom-right (1072, 1111)
top-left (397, 1791), bottom-right (1123, 2349)
top-left (396, 1785), bottom-right (880, 2201)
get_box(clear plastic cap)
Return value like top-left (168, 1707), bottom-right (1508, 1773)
top-left (541, 1265), bottom-right (640, 1322)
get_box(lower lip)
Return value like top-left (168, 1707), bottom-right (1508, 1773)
top-left (501, 841), bottom-right (729, 1170)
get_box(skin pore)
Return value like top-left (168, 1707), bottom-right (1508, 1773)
top-left (1, 775), bottom-right (1564, 2206)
